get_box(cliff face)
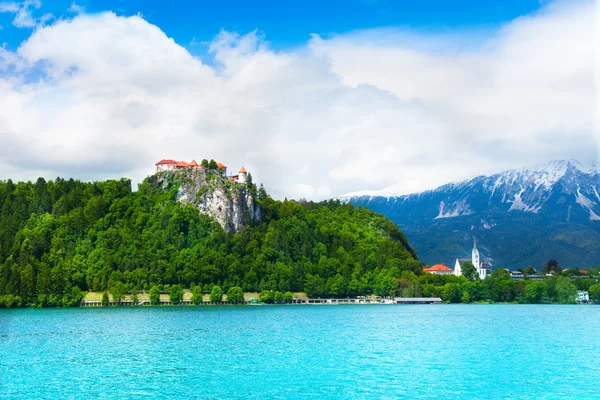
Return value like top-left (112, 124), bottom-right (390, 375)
top-left (152, 169), bottom-right (260, 233)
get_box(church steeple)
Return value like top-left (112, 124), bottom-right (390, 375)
top-left (471, 236), bottom-right (480, 269)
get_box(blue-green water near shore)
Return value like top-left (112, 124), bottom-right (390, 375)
top-left (1, 305), bottom-right (599, 399)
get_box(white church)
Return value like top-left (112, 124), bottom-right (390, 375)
top-left (454, 238), bottom-right (492, 280)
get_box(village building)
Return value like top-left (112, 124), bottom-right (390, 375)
top-left (423, 264), bottom-right (454, 275)
top-left (577, 290), bottom-right (590, 304)
top-left (510, 271), bottom-right (524, 280)
top-left (454, 238), bottom-right (492, 279)
top-left (155, 159), bottom-right (178, 171)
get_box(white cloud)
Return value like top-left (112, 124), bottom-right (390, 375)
top-left (68, 2), bottom-right (84, 14)
top-left (0, 2), bottom-right (19, 13)
top-left (0, 0), bottom-right (52, 28)
top-left (0, 0), bottom-right (597, 200)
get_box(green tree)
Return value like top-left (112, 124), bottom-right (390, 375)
top-left (304, 275), bottom-right (325, 298)
top-left (588, 284), bottom-right (600, 303)
top-left (101, 291), bottom-right (109, 306)
top-left (201, 159), bottom-right (209, 169)
top-left (555, 277), bottom-right (577, 304)
top-left (442, 283), bottom-right (462, 303)
top-left (169, 284), bottom-right (183, 304)
top-left (283, 291), bottom-right (293, 303)
top-left (210, 285), bottom-right (223, 304)
top-left (521, 280), bottom-right (548, 304)
top-left (208, 159), bottom-right (218, 170)
top-left (274, 291), bottom-right (283, 304)
top-left (461, 291), bottom-right (471, 303)
top-left (373, 272), bottom-right (398, 297)
top-left (226, 286), bottom-right (244, 304)
top-left (461, 262), bottom-right (479, 281)
top-left (402, 283), bottom-right (422, 298)
top-left (149, 286), bottom-right (160, 305)
top-left (191, 286), bottom-right (203, 305)
top-left (109, 281), bottom-right (126, 305)
top-left (484, 269), bottom-right (514, 302)
top-left (259, 290), bottom-right (275, 303)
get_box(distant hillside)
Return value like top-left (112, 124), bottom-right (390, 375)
top-left (0, 171), bottom-right (420, 307)
top-left (341, 160), bottom-right (600, 269)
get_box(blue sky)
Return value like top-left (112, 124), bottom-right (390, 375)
top-left (2, 0), bottom-right (545, 51)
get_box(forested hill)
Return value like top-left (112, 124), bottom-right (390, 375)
top-left (0, 175), bottom-right (420, 307)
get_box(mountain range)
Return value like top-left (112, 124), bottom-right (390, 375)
top-left (340, 160), bottom-right (600, 269)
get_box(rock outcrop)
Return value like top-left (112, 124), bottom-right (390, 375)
top-left (151, 169), bottom-right (260, 233)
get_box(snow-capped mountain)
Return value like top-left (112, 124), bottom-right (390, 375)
top-left (341, 160), bottom-right (600, 268)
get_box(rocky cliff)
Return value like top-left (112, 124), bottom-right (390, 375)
top-left (151, 169), bottom-right (260, 233)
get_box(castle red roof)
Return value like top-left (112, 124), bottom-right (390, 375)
top-left (217, 162), bottom-right (227, 169)
top-left (190, 160), bottom-right (199, 167)
top-left (239, 166), bottom-right (247, 173)
top-left (176, 161), bottom-right (190, 168)
top-left (155, 159), bottom-right (176, 166)
top-left (423, 264), bottom-right (452, 272)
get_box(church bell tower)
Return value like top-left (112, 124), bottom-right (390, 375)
top-left (471, 237), bottom-right (480, 270)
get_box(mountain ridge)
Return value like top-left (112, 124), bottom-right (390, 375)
top-left (341, 160), bottom-right (600, 268)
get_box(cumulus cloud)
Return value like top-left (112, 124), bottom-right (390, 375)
top-left (67, 2), bottom-right (84, 14)
top-left (0, 0), bottom-right (596, 200)
top-left (0, 0), bottom-right (52, 28)
top-left (0, 2), bottom-right (19, 13)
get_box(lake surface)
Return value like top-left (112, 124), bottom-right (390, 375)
top-left (1, 305), bottom-right (599, 399)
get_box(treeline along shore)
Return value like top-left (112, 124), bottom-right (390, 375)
top-left (0, 175), bottom-right (599, 309)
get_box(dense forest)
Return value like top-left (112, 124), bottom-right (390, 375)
top-left (1, 176), bottom-right (598, 308)
top-left (0, 176), bottom-right (421, 307)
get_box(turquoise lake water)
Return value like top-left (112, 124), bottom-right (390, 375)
top-left (1, 305), bottom-right (599, 399)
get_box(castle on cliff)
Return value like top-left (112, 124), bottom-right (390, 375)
top-left (155, 159), bottom-right (249, 183)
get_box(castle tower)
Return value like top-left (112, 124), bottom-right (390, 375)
top-left (238, 166), bottom-right (247, 183)
top-left (471, 237), bottom-right (480, 270)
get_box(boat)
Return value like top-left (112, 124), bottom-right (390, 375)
top-left (248, 298), bottom-right (265, 305)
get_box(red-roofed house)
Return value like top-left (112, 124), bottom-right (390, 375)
top-left (216, 162), bottom-right (227, 175)
top-left (156, 159), bottom-right (177, 172)
top-left (423, 264), bottom-right (454, 275)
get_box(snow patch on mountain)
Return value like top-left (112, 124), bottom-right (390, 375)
top-left (593, 187), bottom-right (600, 202)
top-left (481, 219), bottom-right (496, 229)
top-left (507, 188), bottom-right (541, 213)
top-left (575, 188), bottom-right (600, 221)
top-left (435, 199), bottom-right (473, 219)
